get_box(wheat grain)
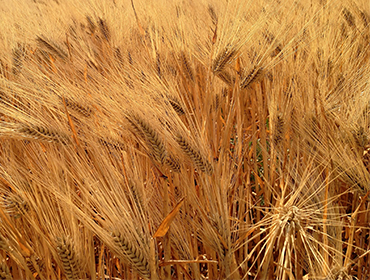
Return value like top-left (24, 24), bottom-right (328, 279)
top-left (56, 236), bottom-right (80, 280)
top-left (111, 231), bottom-right (150, 278)
top-left (175, 134), bottom-right (213, 174)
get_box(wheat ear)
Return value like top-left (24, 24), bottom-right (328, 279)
top-left (164, 155), bottom-right (181, 172)
top-left (18, 124), bottom-right (70, 145)
top-left (212, 47), bottom-right (237, 73)
top-left (180, 52), bottom-right (194, 82)
top-left (12, 43), bottom-right (26, 75)
top-left (56, 236), bottom-right (80, 280)
top-left (342, 8), bottom-right (356, 28)
top-left (4, 194), bottom-right (29, 218)
top-left (216, 70), bottom-right (236, 86)
top-left (168, 98), bottom-right (185, 116)
top-left (240, 66), bottom-right (264, 89)
top-left (26, 256), bottom-right (43, 280)
top-left (126, 180), bottom-right (145, 212)
top-left (36, 36), bottom-right (68, 60)
top-left (0, 235), bottom-right (9, 251)
top-left (111, 231), bottom-right (150, 279)
top-left (98, 138), bottom-right (126, 151)
top-left (64, 98), bottom-right (93, 118)
top-left (273, 115), bottom-right (285, 145)
top-left (127, 115), bottom-right (167, 163)
top-left (175, 134), bottom-right (213, 174)
top-left (0, 263), bottom-right (12, 280)
top-left (208, 4), bottom-right (218, 25)
top-left (98, 18), bottom-right (111, 42)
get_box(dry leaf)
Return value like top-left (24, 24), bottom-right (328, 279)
top-left (153, 197), bottom-right (185, 238)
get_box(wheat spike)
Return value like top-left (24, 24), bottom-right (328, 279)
top-left (4, 194), bottom-right (29, 218)
top-left (240, 66), bottom-right (264, 89)
top-left (352, 126), bottom-right (368, 150)
top-left (18, 124), bottom-right (70, 145)
top-left (111, 231), bottom-right (150, 278)
top-left (0, 263), bottom-right (12, 280)
top-left (64, 98), bottom-right (93, 118)
top-left (56, 236), bottom-right (80, 280)
top-left (216, 70), bottom-right (236, 86)
top-left (168, 98), bottom-right (185, 116)
top-left (156, 52), bottom-right (161, 79)
top-left (175, 134), bottom-right (213, 174)
top-left (26, 256), bottom-right (43, 280)
top-left (360, 11), bottom-right (370, 27)
top-left (342, 8), bottom-right (356, 28)
top-left (212, 46), bottom-right (237, 73)
top-left (208, 4), bottom-right (218, 25)
top-left (180, 52), bottom-right (194, 82)
top-left (126, 180), bottom-right (145, 213)
top-left (0, 235), bottom-right (9, 252)
top-left (273, 115), bottom-right (285, 145)
top-left (98, 18), bottom-right (111, 42)
top-left (86, 16), bottom-right (96, 34)
top-left (165, 155), bottom-right (181, 172)
top-left (12, 43), bottom-right (26, 75)
top-left (98, 138), bottom-right (126, 151)
top-left (36, 36), bottom-right (68, 60)
top-left (128, 115), bottom-right (167, 164)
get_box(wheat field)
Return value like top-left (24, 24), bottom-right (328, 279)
top-left (0, 0), bottom-right (370, 279)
